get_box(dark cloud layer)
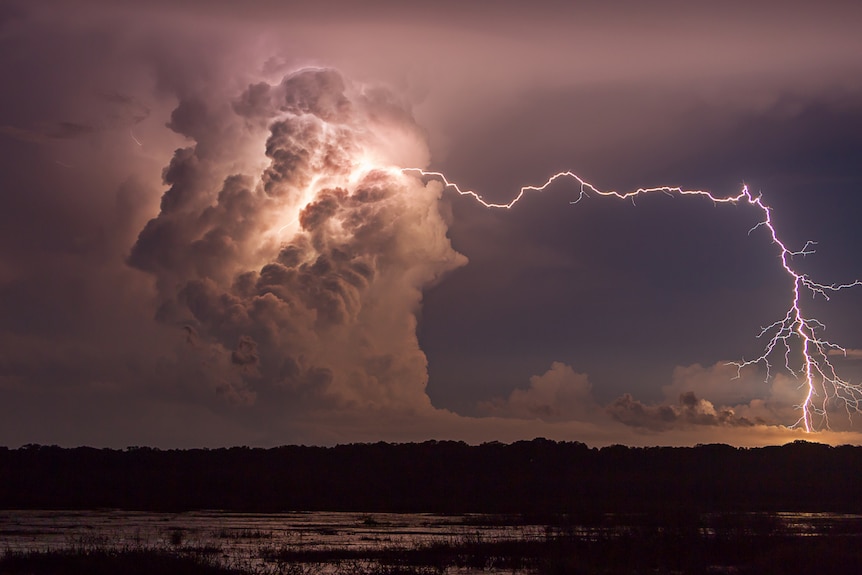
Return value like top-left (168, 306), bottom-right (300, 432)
top-left (608, 392), bottom-right (756, 431)
top-left (1, 0), bottom-right (862, 447)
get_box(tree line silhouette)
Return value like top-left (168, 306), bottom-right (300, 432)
top-left (1, 439), bottom-right (860, 513)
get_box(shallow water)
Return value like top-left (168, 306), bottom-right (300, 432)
top-left (0, 510), bottom-right (544, 572)
top-left (1, 510), bottom-right (861, 573)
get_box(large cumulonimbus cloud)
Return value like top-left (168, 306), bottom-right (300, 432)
top-left (129, 68), bottom-right (466, 413)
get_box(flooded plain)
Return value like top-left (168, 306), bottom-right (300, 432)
top-left (2, 510), bottom-right (862, 574)
top-left (1, 510), bottom-right (545, 572)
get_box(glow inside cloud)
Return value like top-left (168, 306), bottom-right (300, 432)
top-left (129, 69), bottom-right (468, 414)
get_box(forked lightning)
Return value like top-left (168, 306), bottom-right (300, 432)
top-left (402, 168), bottom-right (862, 432)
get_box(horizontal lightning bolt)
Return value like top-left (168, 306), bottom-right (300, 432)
top-left (402, 168), bottom-right (862, 432)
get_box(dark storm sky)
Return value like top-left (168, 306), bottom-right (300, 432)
top-left (1, 0), bottom-right (862, 447)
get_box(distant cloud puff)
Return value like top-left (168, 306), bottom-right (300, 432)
top-left (607, 391), bottom-right (756, 431)
top-left (480, 362), bottom-right (597, 422)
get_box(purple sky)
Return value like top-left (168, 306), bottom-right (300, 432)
top-left (2, 0), bottom-right (862, 447)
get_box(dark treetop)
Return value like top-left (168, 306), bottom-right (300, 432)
top-left (2, 439), bottom-right (860, 513)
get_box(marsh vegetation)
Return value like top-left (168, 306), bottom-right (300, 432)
top-left (2, 510), bottom-right (862, 575)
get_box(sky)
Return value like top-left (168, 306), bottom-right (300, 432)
top-left (2, 0), bottom-right (862, 448)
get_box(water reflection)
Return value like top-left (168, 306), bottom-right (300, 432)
top-left (1, 510), bottom-right (861, 573)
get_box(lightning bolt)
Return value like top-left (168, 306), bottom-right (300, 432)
top-left (401, 168), bottom-right (862, 432)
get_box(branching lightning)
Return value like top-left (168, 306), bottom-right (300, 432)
top-left (402, 168), bottom-right (862, 432)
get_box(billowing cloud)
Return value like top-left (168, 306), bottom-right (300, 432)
top-left (662, 362), bottom-right (765, 408)
top-left (607, 391), bottom-right (755, 431)
top-left (487, 361), bottom-right (767, 431)
top-left (606, 363), bottom-right (814, 431)
top-left (480, 362), bottom-right (597, 421)
top-left (128, 68), bottom-right (467, 413)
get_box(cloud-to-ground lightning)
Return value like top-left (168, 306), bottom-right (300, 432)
top-left (402, 168), bottom-right (862, 432)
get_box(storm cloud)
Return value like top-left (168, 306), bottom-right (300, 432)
top-left (129, 68), bottom-right (466, 412)
top-left (2, 0), bottom-right (862, 447)
top-left (607, 391), bottom-right (756, 431)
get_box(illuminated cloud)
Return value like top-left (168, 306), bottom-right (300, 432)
top-left (129, 68), bottom-right (467, 413)
top-left (479, 362), bottom-right (597, 421)
top-left (606, 364), bottom-right (813, 432)
top-left (607, 392), bottom-right (755, 431)
top-left (661, 363), bottom-right (765, 408)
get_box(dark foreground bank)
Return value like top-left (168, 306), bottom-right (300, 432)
top-left (0, 548), bottom-right (246, 575)
top-left (2, 439), bottom-right (861, 513)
